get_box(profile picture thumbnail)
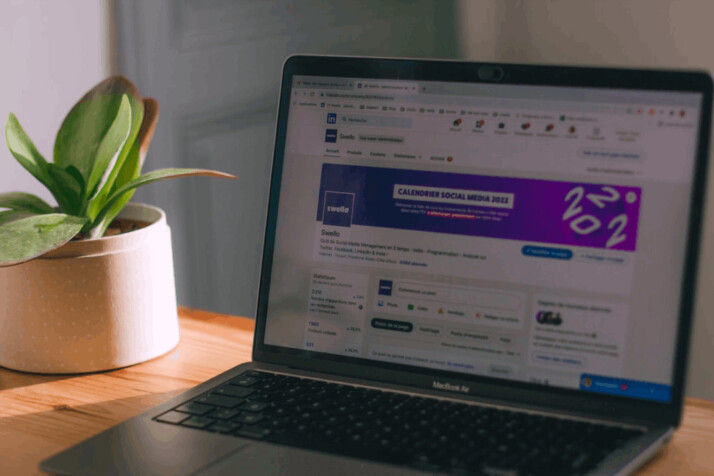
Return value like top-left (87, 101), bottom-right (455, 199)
top-left (536, 311), bottom-right (563, 326)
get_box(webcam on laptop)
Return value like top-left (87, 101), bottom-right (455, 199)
top-left (478, 65), bottom-right (504, 81)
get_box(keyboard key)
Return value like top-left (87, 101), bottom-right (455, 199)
top-left (245, 390), bottom-right (273, 403)
top-left (272, 407), bottom-right (292, 417)
top-left (181, 416), bottom-right (215, 429)
top-left (255, 381), bottom-right (283, 391)
top-left (230, 376), bottom-right (259, 387)
top-left (215, 385), bottom-right (255, 398)
top-left (240, 401), bottom-right (269, 412)
top-left (260, 417), bottom-right (288, 429)
top-left (245, 371), bottom-right (271, 379)
top-left (195, 394), bottom-right (244, 408)
top-left (210, 408), bottom-right (241, 420)
top-left (208, 421), bottom-right (242, 434)
top-left (156, 411), bottom-right (190, 424)
top-left (174, 402), bottom-right (214, 415)
top-left (235, 426), bottom-right (272, 440)
top-left (234, 413), bottom-right (265, 424)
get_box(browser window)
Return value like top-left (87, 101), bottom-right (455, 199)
top-left (264, 75), bottom-right (703, 403)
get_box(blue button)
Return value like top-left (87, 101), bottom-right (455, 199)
top-left (579, 374), bottom-right (671, 402)
top-left (522, 245), bottom-right (573, 260)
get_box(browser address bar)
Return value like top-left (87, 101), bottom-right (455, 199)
top-left (338, 114), bottom-right (412, 128)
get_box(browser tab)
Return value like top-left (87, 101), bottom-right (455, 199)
top-left (294, 76), bottom-right (354, 90)
top-left (356, 80), bottom-right (418, 94)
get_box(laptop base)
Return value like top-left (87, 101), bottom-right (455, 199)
top-left (41, 362), bottom-right (673, 476)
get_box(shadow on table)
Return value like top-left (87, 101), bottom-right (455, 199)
top-left (0, 361), bottom-right (164, 391)
top-left (0, 368), bottom-right (76, 391)
top-left (0, 389), bottom-right (188, 475)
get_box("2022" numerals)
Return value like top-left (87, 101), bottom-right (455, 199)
top-left (563, 186), bottom-right (628, 249)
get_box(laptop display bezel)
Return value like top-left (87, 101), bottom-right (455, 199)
top-left (254, 55), bottom-right (712, 427)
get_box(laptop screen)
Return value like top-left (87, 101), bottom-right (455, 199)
top-left (263, 72), bottom-right (704, 403)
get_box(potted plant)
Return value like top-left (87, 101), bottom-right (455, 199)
top-left (0, 76), bottom-right (235, 373)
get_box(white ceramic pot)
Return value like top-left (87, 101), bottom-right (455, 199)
top-left (0, 203), bottom-right (179, 373)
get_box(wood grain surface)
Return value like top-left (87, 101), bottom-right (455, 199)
top-left (0, 307), bottom-right (711, 475)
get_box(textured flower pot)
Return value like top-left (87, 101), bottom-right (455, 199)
top-left (0, 203), bottom-right (179, 373)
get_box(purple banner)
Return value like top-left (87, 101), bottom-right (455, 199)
top-left (316, 164), bottom-right (641, 252)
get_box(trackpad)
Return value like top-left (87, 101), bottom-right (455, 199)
top-left (201, 441), bottom-right (415, 475)
top-left (41, 420), bottom-right (251, 476)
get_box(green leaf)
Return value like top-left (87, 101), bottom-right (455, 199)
top-left (89, 168), bottom-right (236, 238)
top-left (90, 145), bottom-right (141, 238)
top-left (54, 76), bottom-right (144, 187)
top-left (106, 168), bottom-right (236, 209)
top-left (87, 97), bottom-right (149, 222)
top-left (46, 163), bottom-right (83, 214)
top-left (0, 192), bottom-right (54, 214)
top-left (85, 94), bottom-right (132, 201)
top-left (65, 165), bottom-right (86, 197)
top-left (5, 113), bottom-right (53, 189)
top-left (0, 210), bottom-right (34, 226)
top-left (90, 98), bottom-right (159, 238)
top-left (0, 214), bottom-right (88, 267)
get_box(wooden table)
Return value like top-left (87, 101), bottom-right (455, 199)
top-left (1, 307), bottom-right (712, 475)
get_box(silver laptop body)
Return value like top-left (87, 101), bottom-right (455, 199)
top-left (41, 56), bottom-right (712, 475)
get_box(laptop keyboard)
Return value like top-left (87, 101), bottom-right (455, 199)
top-left (154, 370), bottom-right (644, 475)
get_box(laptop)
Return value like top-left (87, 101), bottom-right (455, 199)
top-left (41, 56), bottom-right (712, 475)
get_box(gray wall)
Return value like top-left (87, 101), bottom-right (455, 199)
top-left (114, 0), bottom-right (460, 319)
top-left (0, 1), bottom-right (109, 206)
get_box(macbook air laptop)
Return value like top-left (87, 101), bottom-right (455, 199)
top-left (42, 56), bottom-right (712, 475)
